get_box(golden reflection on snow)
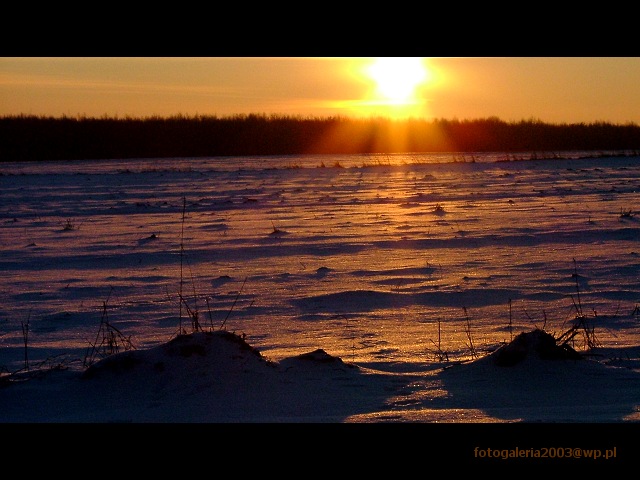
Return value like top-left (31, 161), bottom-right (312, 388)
top-left (345, 408), bottom-right (514, 423)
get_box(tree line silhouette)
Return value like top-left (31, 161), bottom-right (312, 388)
top-left (1, 114), bottom-right (639, 162)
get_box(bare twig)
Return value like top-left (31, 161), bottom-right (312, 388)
top-left (463, 307), bottom-right (478, 359)
top-left (508, 298), bottom-right (513, 342)
top-left (179, 196), bottom-right (186, 333)
top-left (21, 311), bottom-right (31, 371)
top-left (429, 318), bottom-right (449, 362)
top-left (220, 277), bottom-right (248, 330)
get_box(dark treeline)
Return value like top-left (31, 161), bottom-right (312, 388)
top-left (1, 114), bottom-right (640, 161)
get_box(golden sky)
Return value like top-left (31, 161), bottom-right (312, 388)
top-left (1, 57), bottom-right (639, 124)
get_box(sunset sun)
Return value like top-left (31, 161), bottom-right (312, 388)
top-left (366, 57), bottom-right (431, 105)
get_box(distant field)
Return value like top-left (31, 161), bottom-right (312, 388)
top-left (1, 152), bottom-right (639, 374)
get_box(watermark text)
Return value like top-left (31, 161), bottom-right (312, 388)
top-left (473, 446), bottom-right (617, 460)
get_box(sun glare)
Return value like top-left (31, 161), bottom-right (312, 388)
top-left (366, 57), bottom-right (430, 105)
top-left (324, 57), bottom-right (436, 119)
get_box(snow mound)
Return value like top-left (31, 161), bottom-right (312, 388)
top-left (82, 330), bottom-right (276, 380)
top-left (489, 328), bottom-right (583, 367)
top-left (280, 348), bottom-right (354, 366)
top-left (80, 330), bottom-right (360, 385)
top-left (72, 330), bottom-right (393, 422)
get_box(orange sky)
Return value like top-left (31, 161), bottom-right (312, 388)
top-left (1, 57), bottom-right (639, 124)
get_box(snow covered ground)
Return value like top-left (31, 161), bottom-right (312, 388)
top-left (1, 152), bottom-right (639, 429)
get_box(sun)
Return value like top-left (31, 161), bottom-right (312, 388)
top-left (366, 57), bottom-right (431, 105)
top-left (334, 57), bottom-right (435, 119)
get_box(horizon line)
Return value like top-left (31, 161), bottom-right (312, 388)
top-left (2, 113), bottom-right (639, 127)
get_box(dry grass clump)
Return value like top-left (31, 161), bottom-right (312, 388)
top-left (83, 293), bottom-right (135, 368)
top-left (425, 259), bottom-right (608, 366)
top-left (620, 207), bottom-right (634, 218)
